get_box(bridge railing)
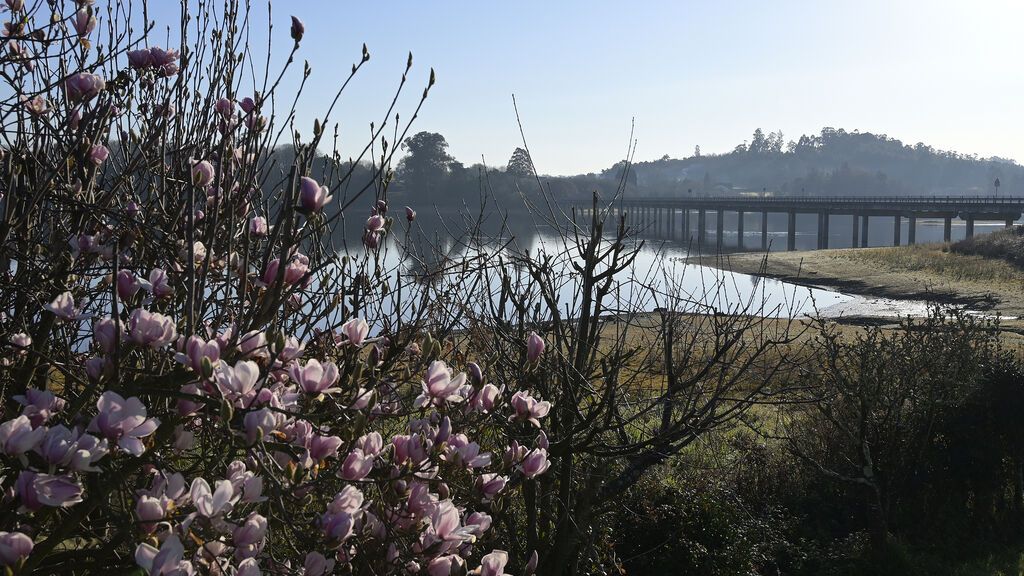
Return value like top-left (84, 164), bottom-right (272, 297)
top-left (615, 195), bottom-right (1024, 206)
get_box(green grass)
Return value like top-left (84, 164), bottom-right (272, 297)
top-left (839, 243), bottom-right (1024, 285)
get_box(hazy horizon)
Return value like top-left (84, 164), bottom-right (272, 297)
top-left (149, 1), bottom-right (1024, 175)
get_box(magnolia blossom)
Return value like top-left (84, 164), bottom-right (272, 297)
top-left (65, 72), bottom-right (105, 101)
top-left (117, 269), bottom-right (142, 301)
top-left (474, 551), bottom-right (511, 576)
top-left (89, 391), bottom-right (160, 456)
top-left (518, 448), bottom-right (551, 479)
top-left (191, 477), bottom-right (236, 518)
top-left (321, 485), bottom-right (364, 543)
top-left (338, 317), bottom-right (369, 347)
top-left (147, 268), bottom-right (174, 298)
top-left (261, 253), bottom-right (310, 287)
top-left (14, 388), bottom-right (64, 426)
top-left (191, 160), bottom-right (215, 187)
top-left (0, 531), bottom-right (33, 567)
top-left (405, 206), bottom-right (416, 222)
top-left (0, 415), bottom-right (44, 456)
top-left (445, 434), bottom-right (491, 469)
top-left (303, 552), bottom-right (335, 576)
top-left (134, 534), bottom-right (192, 575)
top-left (22, 94), bottom-right (46, 115)
top-left (476, 473), bottom-right (507, 501)
top-left (215, 360), bottom-right (261, 407)
top-left (174, 335), bottom-right (221, 375)
top-left (526, 331), bottom-right (545, 362)
top-left (37, 424), bottom-right (108, 471)
top-left (135, 495), bottom-right (165, 533)
top-left (88, 144), bottom-right (109, 165)
top-left (299, 176), bottom-right (332, 212)
top-left (248, 216), bottom-right (267, 236)
top-left (16, 471), bottom-right (84, 509)
top-left (469, 383), bottom-right (500, 413)
top-left (214, 97), bottom-right (234, 117)
top-left (44, 291), bottom-right (88, 321)
top-left (73, 8), bottom-right (96, 36)
top-left (243, 408), bottom-right (280, 444)
top-left (289, 358), bottom-right (339, 395)
top-left (510, 391), bottom-right (551, 428)
top-left (233, 512), bottom-right (268, 547)
top-left (127, 308), bottom-right (177, 349)
top-left (93, 316), bottom-right (120, 353)
top-left (429, 556), bottom-right (465, 576)
top-left (127, 48), bottom-right (153, 69)
top-left (414, 361), bottom-right (468, 408)
top-left (340, 448), bottom-right (374, 481)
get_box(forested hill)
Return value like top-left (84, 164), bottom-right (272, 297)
top-left (609, 127), bottom-right (1024, 198)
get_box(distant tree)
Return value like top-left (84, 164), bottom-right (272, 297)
top-left (399, 131), bottom-right (458, 199)
top-left (749, 128), bottom-right (768, 154)
top-left (694, 145), bottom-right (701, 158)
top-left (506, 147), bottom-right (535, 177)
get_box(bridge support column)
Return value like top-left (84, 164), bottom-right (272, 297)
top-left (908, 215), bottom-right (917, 245)
top-left (698, 209), bottom-right (706, 246)
top-left (737, 211), bottom-right (744, 249)
top-left (683, 210), bottom-right (690, 240)
top-left (943, 217), bottom-right (952, 242)
top-left (761, 211), bottom-right (769, 251)
top-left (893, 215), bottom-right (901, 246)
top-left (670, 209), bottom-right (676, 239)
top-left (966, 217), bottom-right (975, 239)
top-left (821, 212), bottom-right (830, 249)
top-left (1007, 217), bottom-right (1015, 228)
top-left (787, 211), bottom-right (796, 251)
top-left (852, 215), bottom-right (859, 248)
top-left (716, 210), bottom-right (724, 251)
top-left (861, 215), bottom-right (869, 247)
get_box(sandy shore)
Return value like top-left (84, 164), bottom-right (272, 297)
top-left (691, 246), bottom-right (1024, 322)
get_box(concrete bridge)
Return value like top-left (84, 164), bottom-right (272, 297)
top-left (573, 196), bottom-right (1024, 251)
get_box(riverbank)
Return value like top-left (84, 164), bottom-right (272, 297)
top-left (692, 244), bottom-right (1024, 321)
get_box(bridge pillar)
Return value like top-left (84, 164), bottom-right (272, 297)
top-left (787, 211), bottom-right (796, 251)
top-left (683, 209), bottom-right (690, 241)
top-left (943, 217), bottom-right (952, 242)
top-left (761, 211), bottom-right (769, 251)
top-left (737, 211), bottom-right (745, 249)
top-left (893, 215), bottom-right (901, 246)
top-left (1006, 217), bottom-right (1015, 228)
top-left (698, 209), bottom-right (706, 246)
top-left (852, 215), bottom-right (859, 248)
top-left (820, 212), bottom-right (830, 249)
top-left (861, 214), bottom-right (869, 247)
top-left (908, 215), bottom-right (916, 245)
top-left (966, 217), bottom-right (975, 239)
top-left (716, 210), bottom-right (724, 251)
top-left (670, 209), bottom-right (676, 239)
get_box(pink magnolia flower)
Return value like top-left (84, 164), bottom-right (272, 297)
top-left (147, 268), bottom-right (174, 298)
top-left (290, 15), bottom-right (305, 42)
top-left (518, 448), bottom-right (550, 479)
top-left (89, 391), bottom-right (160, 456)
top-left (510, 391), bottom-right (551, 427)
top-left (93, 316), bottom-right (120, 353)
top-left (22, 94), bottom-right (46, 115)
top-left (0, 531), bottom-right (33, 567)
top-left (475, 550), bottom-right (511, 576)
top-left (191, 160), bottom-right (215, 187)
top-left (127, 48), bottom-right (153, 69)
top-left (248, 216), bottom-right (267, 236)
top-left (135, 495), bottom-right (165, 533)
top-left (429, 555), bottom-right (465, 576)
top-left (134, 534), bottom-right (191, 575)
top-left (4, 0), bottom-right (24, 12)
top-left (65, 72), bottom-right (105, 101)
top-left (73, 8), bottom-right (96, 36)
top-left (469, 383), bottom-right (500, 413)
top-left (339, 317), bottom-right (369, 347)
top-left (191, 477), bottom-right (236, 518)
top-left (526, 331), bottom-right (545, 362)
top-left (237, 329), bottom-right (269, 360)
top-left (117, 269), bottom-right (141, 301)
top-left (289, 358), bottom-right (339, 395)
top-left (445, 434), bottom-right (491, 469)
top-left (214, 97), bottom-right (234, 118)
top-left (233, 512), bottom-right (268, 547)
top-left (299, 176), bottom-right (332, 212)
top-left (414, 361), bottom-right (468, 408)
top-left (321, 485), bottom-right (364, 542)
top-left (16, 471), bottom-right (83, 509)
top-left (87, 144), bottom-right (108, 165)
top-left (215, 360), bottom-right (261, 407)
top-left (174, 335), bottom-right (220, 375)
top-left (44, 291), bottom-right (88, 321)
top-left (340, 448), bottom-right (374, 481)
top-left (14, 388), bottom-right (64, 426)
top-left (243, 408), bottom-right (280, 444)
top-left (405, 206), bottom-right (416, 222)
top-left (476, 473), bottom-right (507, 501)
top-left (525, 550), bottom-right (539, 575)
top-left (0, 415), bottom-right (45, 456)
top-left (239, 96), bottom-right (256, 114)
top-left (303, 552), bottom-right (335, 576)
top-left (306, 434), bottom-right (342, 463)
top-left (127, 308), bottom-right (177, 349)
top-left (37, 424), bottom-right (108, 471)
top-left (366, 214), bottom-right (385, 233)
top-left (261, 253), bottom-right (310, 287)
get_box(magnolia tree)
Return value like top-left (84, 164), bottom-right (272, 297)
top-left (0, 0), bottom-right (550, 573)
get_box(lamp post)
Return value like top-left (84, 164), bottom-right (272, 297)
top-left (995, 177), bottom-right (1001, 197)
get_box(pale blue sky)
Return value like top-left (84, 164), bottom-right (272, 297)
top-left (149, 1), bottom-right (1024, 175)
